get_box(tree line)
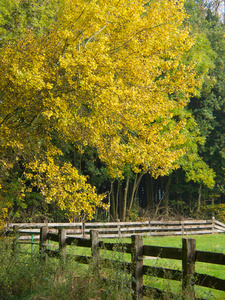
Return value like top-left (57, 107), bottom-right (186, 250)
top-left (0, 0), bottom-right (225, 226)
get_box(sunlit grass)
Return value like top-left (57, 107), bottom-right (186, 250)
top-left (16, 233), bottom-right (225, 299)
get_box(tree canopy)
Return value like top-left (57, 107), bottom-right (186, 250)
top-left (0, 0), bottom-right (203, 225)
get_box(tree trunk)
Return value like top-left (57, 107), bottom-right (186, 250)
top-left (110, 181), bottom-right (116, 220)
top-left (116, 181), bottom-right (120, 220)
top-left (145, 174), bottom-right (154, 210)
top-left (163, 175), bottom-right (172, 218)
top-left (122, 176), bottom-right (129, 221)
top-left (197, 184), bottom-right (202, 213)
top-left (128, 172), bottom-right (145, 211)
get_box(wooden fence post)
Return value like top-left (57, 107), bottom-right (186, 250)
top-left (59, 228), bottom-right (67, 260)
top-left (82, 221), bottom-right (85, 238)
top-left (182, 238), bottom-right (196, 299)
top-left (148, 220), bottom-right (151, 236)
top-left (31, 234), bottom-right (34, 255)
top-left (212, 216), bottom-right (215, 234)
top-left (91, 230), bottom-right (100, 278)
top-left (131, 235), bottom-right (143, 299)
top-left (117, 219), bottom-right (121, 237)
top-left (181, 221), bottom-right (184, 235)
top-left (39, 226), bottom-right (48, 254)
top-left (13, 225), bottom-right (19, 255)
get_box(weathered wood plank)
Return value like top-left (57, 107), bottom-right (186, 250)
top-left (101, 258), bottom-right (131, 270)
top-left (148, 231), bottom-right (183, 236)
top-left (9, 222), bottom-right (82, 228)
top-left (183, 224), bottom-right (212, 229)
top-left (47, 232), bottom-right (59, 242)
top-left (88, 221), bottom-right (149, 226)
top-left (215, 220), bottom-right (225, 229)
top-left (46, 222), bottom-right (82, 227)
top-left (18, 241), bottom-right (39, 245)
top-left (120, 226), bottom-right (182, 232)
top-left (84, 222), bottom-right (119, 227)
top-left (214, 224), bottom-right (225, 232)
top-left (19, 235), bottom-right (40, 240)
top-left (149, 221), bottom-right (179, 225)
top-left (143, 245), bottom-right (182, 260)
top-left (195, 250), bottom-right (225, 265)
top-left (17, 229), bottom-right (40, 233)
top-left (83, 227), bottom-right (119, 233)
top-left (98, 234), bottom-right (124, 238)
top-left (195, 272), bottom-right (225, 291)
top-left (182, 220), bottom-right (212, 224)
top-left (64, 229), bottom-right (82, 234)
top-left (10, 223), bottom-right (49, 228)
top-left (143, 265), bottom-right (182, 281)
top-left (100, 242), bottom-right (132, 253)
top-left (151, 230), bottom-right (214, 236)
top-left (7, 219), bottom-right (216, 228)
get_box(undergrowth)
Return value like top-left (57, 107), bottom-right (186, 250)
top-left (2, 235), bottom-right (221, 300)
top-left (0, 236), bottom-right (133, 300)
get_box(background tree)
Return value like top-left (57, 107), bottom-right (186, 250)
top-left (189, 2), bottom-right (225, 216)
top-left (0, 0), bottom-right (200, 225)
top-left (143, 0), bottom-right (225, 221)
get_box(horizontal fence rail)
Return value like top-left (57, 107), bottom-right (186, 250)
top-left (10, 225), bottom-right (225, 300)
top-left (5, 218), bottom-right (225, 240)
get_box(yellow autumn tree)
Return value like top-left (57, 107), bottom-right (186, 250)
top-left (0, 0), bottom-right (200, 227)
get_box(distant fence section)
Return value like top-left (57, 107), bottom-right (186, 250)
top-left (10, 225), bottom-right (225, 299)
top-left (5, 218), bottom-right (225, 240)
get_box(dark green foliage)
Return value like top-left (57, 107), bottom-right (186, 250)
top-left (150, 0), bottom-right (225, 219)
top-left (187, 1), bottom-right (225, 207)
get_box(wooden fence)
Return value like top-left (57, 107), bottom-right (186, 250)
top-left (6, 218), bottom-right (225, 240)
top-left (12, 225), bottom-right (225, 299)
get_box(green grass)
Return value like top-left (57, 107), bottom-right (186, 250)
top-left (142, 234), bottom-right (225, 299)
top-left (0, 237), bottom-right (132, 300)
top-left (143, 234), bottom-right (225, 253)
top-left (110, 234), bottom-right (225, 299)
top-left (96, 234), bottom-right (225, 299)
top-left (61, 234), bottom-right (225, 299)
top-left (7, 233), bottom-right (225, 299)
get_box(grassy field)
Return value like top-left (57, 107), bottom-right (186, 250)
top-left (65, 234), bottom-right (225, 299)
top-left (0, 237), bottom-right (132, 300)
top-left (3, 233), bottom-right (225, 299)
top-left (142, 234), bottom-right (225, 299)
